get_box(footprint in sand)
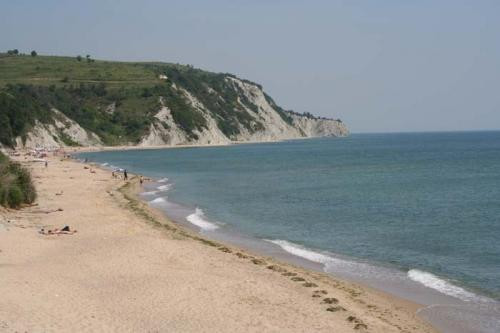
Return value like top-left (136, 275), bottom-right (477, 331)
top-left (266, 265), bottom-right (287, 273)
top-left (322, 297), bottom-right (338, 304)
top-left (251, 259), bottom-right (266, 265)
top-left (291, 277), bottom-right (305, 282)
top-left (354, 323), bottom-right (368, 330)
top-left (326, 306), bottom-right (346, 312)
top-left (347, 316), bottom-right (368, 330)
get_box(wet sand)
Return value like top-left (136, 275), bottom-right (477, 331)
top-left (0, 154), bottom-right (436, 332)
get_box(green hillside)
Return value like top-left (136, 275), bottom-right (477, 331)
top-left (0, 151), bottom-right (36, 208)
top-left (0, 54), bottom-right (162, 88)
top-left (1, 53), bottom-right (292, 147)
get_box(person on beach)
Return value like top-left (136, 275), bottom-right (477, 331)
top-left (140, 176), bottom-right (143, 185)
top-left (39, 225), bottom-right (77, 235)
top-left (124, 169), bottom-right (128, 180)
top-left (45, 161), bottom-right (48, 168)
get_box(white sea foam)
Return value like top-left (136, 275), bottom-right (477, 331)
top-left (101, 162), bottom-right (109, 166)
top-left (186, 208), bottom-right (219, 231)
top-left (142, 190), bottom-right (159, 196)
top-left (267, 239), bottom-right (374, 274)
top-left (269, 240), bottom-right (372, 271)
top-left (150, 197), bottom-right (167, 204)
top-left (270, 240), bottom-right (486, 303)
top-left (268, 240), bottom-right (335, 265)
top-left (408, 269), bottom-right (480, 302)
top-left (157, 184), bottom-right (171, 191)
top-left (158, 178), bottom-right (169, 183)
top-left (267, 240), bottom-right (406, 282)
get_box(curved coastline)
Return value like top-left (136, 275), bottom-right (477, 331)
top-left (83, 152), bottom-right (438, 332)
top-left (2, 152), bottom-right (435, 332)
top-left (139, 176), bottom-right (500, 333)
top-left (75, 141), bottom-right (500, 333)
top-left (125, 172), bottom-right (437, 331)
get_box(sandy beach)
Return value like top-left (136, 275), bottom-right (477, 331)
top-left (0, 154), bottom-right (436, 332)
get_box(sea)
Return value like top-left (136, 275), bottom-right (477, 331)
top-left (79, 131), bottom-right (500, 333)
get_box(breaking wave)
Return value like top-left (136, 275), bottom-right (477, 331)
top-left (269, 240), bottom-right (487, 303)
top-left (157, 184), bottom-right (171, 191)
top-left (142, 190), bottom-right (159, 196)
top-left (149, 197), bottom-right (167, 204)
top-left (408, 269), bottom-right (482, 302)
top-left (267, 239), bottom-right (335, 265)
top-left (186, 208), bottom-right (219, 231)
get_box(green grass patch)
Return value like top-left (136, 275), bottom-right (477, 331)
top-left (0, 152), bottom-right (36, 208)
top-left (0, 55), bottom-right (161, 89)
top-left (0, 53), bottom-right (298, 146)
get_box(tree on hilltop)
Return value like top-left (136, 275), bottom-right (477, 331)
top-left (31, 50), bottom-right (37, 57)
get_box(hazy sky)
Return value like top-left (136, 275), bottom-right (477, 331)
top-left (2, 0), bottom-right (500, 132)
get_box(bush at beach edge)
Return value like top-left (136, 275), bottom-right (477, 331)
top-left (0, 152), bottom-right (36, 208)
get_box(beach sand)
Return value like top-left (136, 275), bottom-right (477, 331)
top-left (0, 154), bottom-right (436, 332)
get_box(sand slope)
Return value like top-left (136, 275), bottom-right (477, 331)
top-left (0, 156), bottom-right (435, 332)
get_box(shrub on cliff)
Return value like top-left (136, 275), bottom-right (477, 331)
top-left (0, 152), bottom-right (36, 208)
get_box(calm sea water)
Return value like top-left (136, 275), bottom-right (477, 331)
top-left (80, 132), bottom-right (500, 331)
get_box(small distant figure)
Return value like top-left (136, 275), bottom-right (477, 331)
top-left (139, 176), bottom-right (144, 185)
top-left (45, 161), bottom-right (48, 168)
top-left (39, 225), bottom-right (77, 235)
top-left (124, 169), bottom-right (128, 180)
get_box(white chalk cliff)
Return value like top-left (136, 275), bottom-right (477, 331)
top-left (15, 109), bottom-right (102, 149)
top-left (16, 76), bottom-right (348, 149)
top-left (138, 77), bottom-right (348, 146)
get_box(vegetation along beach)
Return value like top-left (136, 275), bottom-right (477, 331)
top-left (0, 150), bottom-right (434, 332)
top-left (2, 1), bottom-right (500, 332)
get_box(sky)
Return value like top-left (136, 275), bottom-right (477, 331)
top-left (1, 0), bottom-right (500, 133)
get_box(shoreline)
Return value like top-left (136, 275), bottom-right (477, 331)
top-left (121, 166), bottom-right (438, 330)
top-left (137, 176), bottom-right (500, 333)
top-left (79, 143), bottom-right (500, 333)
top-left (55, 134), bottom-right (341, 155)
top-left (0, 152), bottom-right (435, 332)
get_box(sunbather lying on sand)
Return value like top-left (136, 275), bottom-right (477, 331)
top-left (39, 225), bottom-right (77, 235)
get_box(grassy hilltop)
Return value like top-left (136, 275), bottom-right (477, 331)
top-left (1, 53), bottom-right (291, 147)
top-left (0, 53), bottom-right (345, 149)
top-left (0, 54), bottom-right (162, 88)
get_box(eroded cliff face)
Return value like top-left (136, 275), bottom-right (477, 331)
top-left (15, 76), bottom-right (347, 149)
top-left (139, 95), bottom-right (231, 146)
top-left (291, 114), bottom-right (349, 138)
top-left (15, 109), bottom-right (102, 149)
top-left (137, 76), bottom-right (348, 146)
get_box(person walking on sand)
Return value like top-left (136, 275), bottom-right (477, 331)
top-left (45, 160), bottom-right (48, 168)
top-left (140, 176), bottom-right (144, 185)
top-left (124, 169), bottom-right (128, 180)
